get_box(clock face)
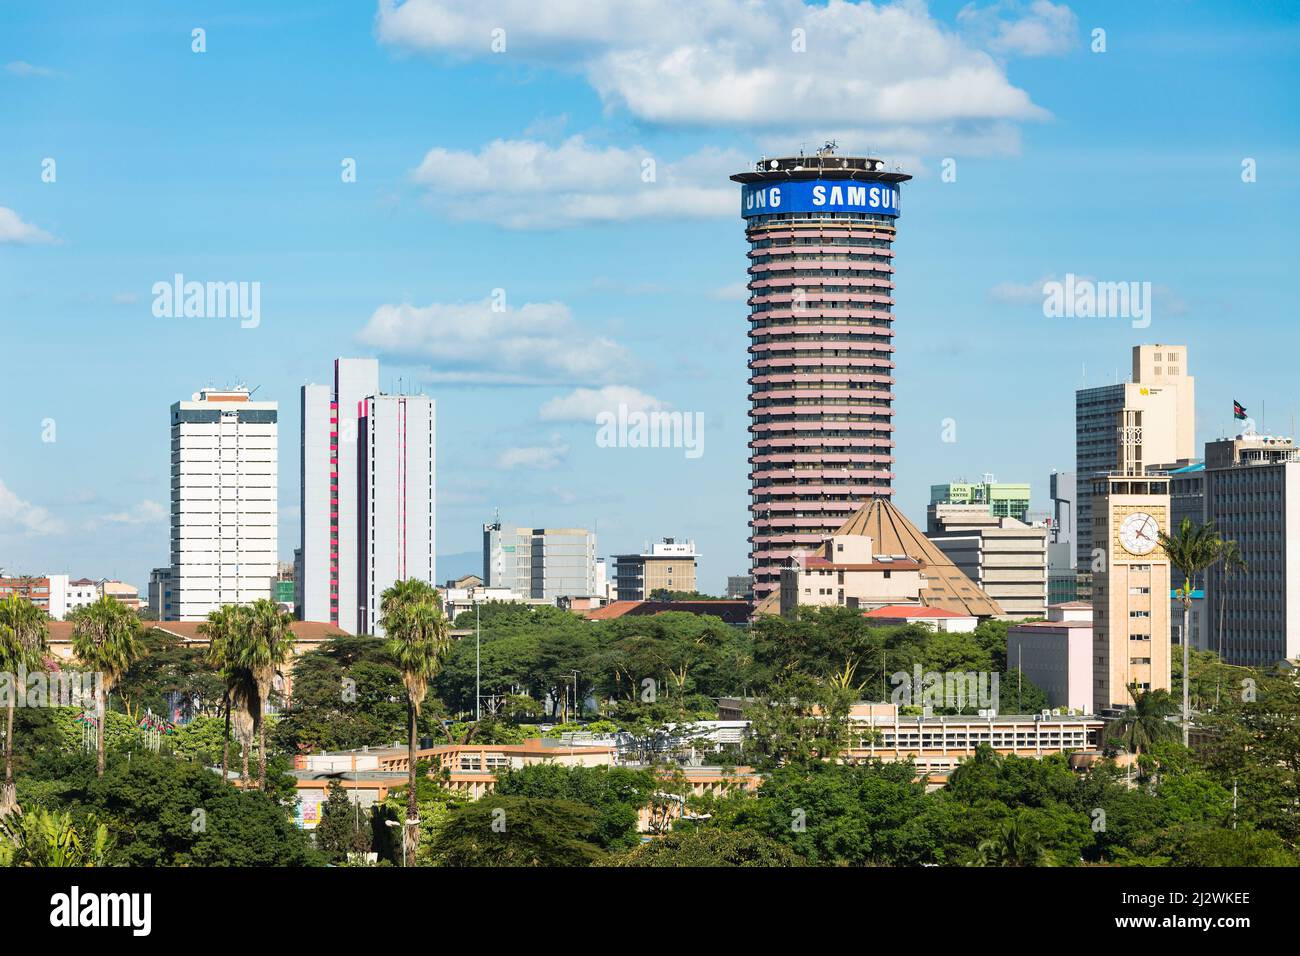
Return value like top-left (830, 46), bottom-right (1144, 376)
top-left (1118, 512), bottom-right (1159, 555)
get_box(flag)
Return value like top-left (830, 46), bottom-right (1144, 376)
top-left (1234, 400), bottom-right (1247, 420)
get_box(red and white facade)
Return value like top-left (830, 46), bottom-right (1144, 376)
top-left (301, 359), bottom-right (435, 634)
top-left (732, 152), bottom-right (911, 599)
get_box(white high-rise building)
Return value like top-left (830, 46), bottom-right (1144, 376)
top-left (301, 360), bottom-right (436, 634)
top-left (170, 386), bottom-right (278, 621)
top-left (360, 393), bottom-right (436, 635)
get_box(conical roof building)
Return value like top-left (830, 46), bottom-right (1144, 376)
top-left (834, 497), bottom-right (1004, 618)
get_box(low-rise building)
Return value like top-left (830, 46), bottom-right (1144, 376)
top-left (1007, 602), bottom-right (1094, 712)
top-left (576, 599), bottom-right (752, 624)
top-left (861, 605), bottom-right (978, 632)
top-left (779, 530), bottom-right (924, 617)
top-left (846, 702), bottom-right (1104, 788)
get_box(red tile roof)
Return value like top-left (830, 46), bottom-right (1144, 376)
top-left (579, 600), bottom-right (751, 623)
top-left (863, 605), bottom-right (969, 620)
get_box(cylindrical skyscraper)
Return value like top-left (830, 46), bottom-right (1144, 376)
top-left (731, 147), bottom-right (911, 601)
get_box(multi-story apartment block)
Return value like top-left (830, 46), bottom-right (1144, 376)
top-left (1203, 434), bottom-right (1300, 665)
top-left (612, 538), bottom-right (699, 600)
top-left (170, 386), bottom-right (278, 621)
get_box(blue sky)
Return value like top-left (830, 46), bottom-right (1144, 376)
top-left (2, 0), bottom-right (1298, 594)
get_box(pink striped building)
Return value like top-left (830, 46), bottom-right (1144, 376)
top-left (731, 149), bottom-right (912, 599)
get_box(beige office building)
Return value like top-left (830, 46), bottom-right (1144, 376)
top-left (1076, 345), bottom-right (1194, 597)
top-left (927, 504), bottom-right (1048, 619)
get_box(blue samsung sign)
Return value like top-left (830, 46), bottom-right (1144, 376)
top-left (741, 179), bottom-right (901, 218)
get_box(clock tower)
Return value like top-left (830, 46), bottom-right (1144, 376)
top-left (1091, 472), bottom-right (1172, 712)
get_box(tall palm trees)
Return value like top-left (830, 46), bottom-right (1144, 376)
top-left (1215, 539), bottom-right (1248, 660)
top-left (0, 595), bottom-right (49, 815)
top-left (1157, 517), bottom-right (1224, 746)
top-left (200, 604), bottom-right (251, 783)
top-left (70, 597), bottom-right (142, 777)
top-left (1108, 685), bottom-right (1179, 757)
top-left (238, 599), bottom-right (295, 791)
top-left (379, 579), bottom-right (451, 866)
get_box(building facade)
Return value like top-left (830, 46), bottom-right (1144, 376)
top-left (1007, 602), bottom-right (1094, 712)
top-left (483, 521), bottom-right (597, 602)
top-left (148, 567), bottom-right (175, 619)
top-left (612, 537), bottom-right (699, 600)
top-left (1091, 473), bottom-right (1173, 712)
top-left (170, 386), bottom-right (278, 621)
top-left (926, 504), bottom-right (1048, 619)
top-left (300, 359), bottom-right (436, 634)
top-left (930, 478), bottom-right (1031, 522)
top-left (1203, 434), bottom-right (1300, 665)
top-left (1075, 345), bottom-right (1194, 597)
top-left (731, 148), bottom-right (911, 600)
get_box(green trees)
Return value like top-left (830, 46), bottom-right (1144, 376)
top-left (379, 578), bottom-right (452, 866)
top-left (1107, 687), bottom-right (1179, 757)
top-left (17, 749), bottom-right (317, 866)
top-left (430, 795), bottom-right (605, 866)
top-left (0, 594), bottom-right (49, 815)
top-left (611, 826), bottom-right (803, 867)
top-left (70, 596), bottom-right (143, 777)
top-left (270, 636), bottom-right (412, 753)
top-left (1157, 517), bottom-right (1225, 745)
top-left (493, 764), bottom-right (657, 850)
top-left (731, 760), bottom-right (948, 866)
top-left (200, 604), bottom-right (252, 782)
top-left (239, 600), bottom-right (295, 790)
top-left (315, 781), bottom-right (371, 863)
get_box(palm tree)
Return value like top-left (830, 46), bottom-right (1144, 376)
top-left (379, 579), bottom-right (451, 866)
top-left (1107, 685), bottom-right (1179, 757)
top-left (1157, 517), bottom-right (1224, 746)
top-left (70, 597), bottom-right (143, 777)
top-left (237, 599), bottom-right (295, 790)
top-left (0, 596), bottom-right (50, 815)
top-left (975, 815), bottom-right (1050, 867)
top-left (1215, 539), bottom-right (1248, 660)
top-left (199, 604), bottom-right (251, 782)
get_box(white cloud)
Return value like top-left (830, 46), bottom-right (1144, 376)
top-left (410, 136), bottom-right (738, 228)
top-left (5, 60), bottom-right (58, 78)
top-left (989, 276), bottom-right (1054, 305)
top-left (957, 1), bottom-right (1078, 58)
top-left (99, 500), bottom-right (167, 526)
top-left (497, 437), bottom-right (569, 470)
top-left (377, 0), bottom-right (1051, 153)
top-left (0, 207), bottom-right (54, 244)
top-left (0, 479), bottom-right (64, 537)
top-left (539, 385), bottom-right (668, 422)
top-left (357, 295), bottom-right (633, 385)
